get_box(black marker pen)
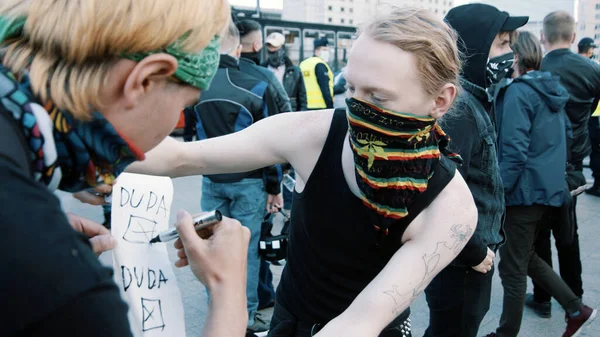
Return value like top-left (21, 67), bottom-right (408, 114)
top-left (149, 210), bottom-right (223, 243)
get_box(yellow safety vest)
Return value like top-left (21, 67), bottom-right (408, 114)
top-left (300, 57), bottom-right (334, 109)
top-left (593, 102), bottom-right (600, 117)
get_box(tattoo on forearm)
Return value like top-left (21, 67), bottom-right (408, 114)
top-left (444, 224), bottom-right (473, 254)
top-left (383, 224), bottom-right (472, 315)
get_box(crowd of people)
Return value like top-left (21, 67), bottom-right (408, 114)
top-left (1, 1), bottom-right (599, 337)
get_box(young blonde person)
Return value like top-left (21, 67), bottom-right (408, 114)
top-left (0, 1), bottom-right (249, 337)
top-left (129, 8), bottom-right (477, 337)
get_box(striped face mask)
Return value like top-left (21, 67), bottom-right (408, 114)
top-left (346, 97), bottom-right (455, 235)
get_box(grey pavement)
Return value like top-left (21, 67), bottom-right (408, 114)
top-left (57, 167), bottom-right (600, 337)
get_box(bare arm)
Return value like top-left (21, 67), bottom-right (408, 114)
top-left (126, 110), bottom-right (334, 181)
top-left (315, 172), bottom-right (477, 336)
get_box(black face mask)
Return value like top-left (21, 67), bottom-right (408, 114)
top-left (241, 51), bottom-right (261, 64)
top-left (268, 48), bottom-right (286, 68)
top-left (486, 52), bottom-right (514, 86)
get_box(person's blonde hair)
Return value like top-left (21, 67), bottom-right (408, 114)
top-left (359, 7), bottom-right (461, 99)
top-left (0, 0), bottom-right (230, 119)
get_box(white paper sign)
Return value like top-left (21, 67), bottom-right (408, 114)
top-left (111, 173), bottom-right (186, 337)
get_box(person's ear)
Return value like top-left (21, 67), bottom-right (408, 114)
top-left (122, 53), bottom-right (178, 109)
top-left (540, 32), bottom-right (546, 44)
top-left (430, 83), bottom-right (457, 119)
top-left (235, 44), bottom-right (243, 59)
top-left (571, 33), bottom-right (577, 45)
top-left (512, 54), bottom-right (520, 77)
top-left (253, 40), bottom-right (262, 53)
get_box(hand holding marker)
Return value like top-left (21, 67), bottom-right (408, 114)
top-left (149, 210), bottom-right (223, 243)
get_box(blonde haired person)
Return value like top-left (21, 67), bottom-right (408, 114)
top-left (129, 7), bottom-right (477, 337)
top-left (0, 1), bottom-right (250, 337)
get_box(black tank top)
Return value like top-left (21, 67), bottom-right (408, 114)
top-left (277, 109), bottom-right (457, 324)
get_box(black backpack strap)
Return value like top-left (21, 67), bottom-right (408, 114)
top-left (0, 106), bottom-right (33, 176)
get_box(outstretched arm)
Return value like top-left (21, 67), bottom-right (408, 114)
top-left (126, 110), bottom-right (334, 181)
top-left (316, 172), bottom-right (477, 336)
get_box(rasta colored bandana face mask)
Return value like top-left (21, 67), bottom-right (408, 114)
top-left (346, 97), bottom-right (458, 235)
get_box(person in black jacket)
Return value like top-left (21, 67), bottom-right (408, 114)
top-left (526, 10), bottom-right (600, 318)
top-left (577, 37), bottom-right (600, 197)
top-left (423, 5), bottom-right (527, 337)
top-left (183, 22), bottom-right (282, 334)
top-left (489, 30), bottom-right (596, 337)
top-left (236, 19), bottom-right (292, 115)
top-left (263, 32), bottom-right (307, 112)
top-left (541, 12), bottom-right (600, 175)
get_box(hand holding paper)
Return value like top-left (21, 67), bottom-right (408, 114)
top-left (73, 183), bottom-right (114, 205)
top-left (66, 212), bottom-right (116, 255)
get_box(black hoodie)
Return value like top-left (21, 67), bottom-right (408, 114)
top-left (445, 4), bottom-right (514, 91)
top-left (439, 4), bottom-right (510, 267)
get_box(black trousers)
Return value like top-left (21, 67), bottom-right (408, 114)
top-left (268, 304), bottom-right (412, 337)
top-left (532, 196), bottom-right (584, 303)
top-left (496, 205), bottom-right (582, 337)
top-left (423, 264), bottom-right (494, 337)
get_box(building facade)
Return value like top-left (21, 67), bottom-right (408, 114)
top-left (578, 0), bottom-right (600, 57)
top-left (469, 0), bottom-right (577, 22)
top-left (282, 0), bottom-right (454, 27)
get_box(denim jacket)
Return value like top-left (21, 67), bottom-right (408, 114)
top-left (440, 78), bottom-right (506, 267)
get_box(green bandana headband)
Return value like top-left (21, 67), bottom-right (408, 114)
top-left (0, 15), bottom-right (25, 42)
top-left (124, 36), bottom-right (220, 90)
top-left (0, 15), bottom-right (220, 90)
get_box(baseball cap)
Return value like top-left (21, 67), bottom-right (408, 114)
top-left (501, 14), bottom-right (529, 31)
top-left (266, 32), bottom-right (286, 48)
top-left (446, 4), bottom-right (528, 33)
top-left (314, 38), bottom-right (329, 49)
top-left (578, 37), bottom-right (597, 48)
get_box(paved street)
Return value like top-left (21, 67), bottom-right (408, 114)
top-left (57, 167), bottom-right (600, 337)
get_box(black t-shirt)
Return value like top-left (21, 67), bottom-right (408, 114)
top-left (0, 114), bottom-right (132, 336)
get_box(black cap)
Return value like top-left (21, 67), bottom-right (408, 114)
top-left (447, 4), bottom-right (529, 32)
top-left (314, 38), bottom-right (329, 49)
top-left (578, 37), bottom-right (597, 48)
top-left (445, 4), bottom-right (529, 89)
top-left (501, 15), bottom-right (529, 31)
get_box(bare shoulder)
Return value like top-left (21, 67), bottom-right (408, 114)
top-left (268, 109), bottom-right (335, 141)
top-left (403, 170), bottom-right (477, 241)
top-left (268, 109), bottom-right (336, 177)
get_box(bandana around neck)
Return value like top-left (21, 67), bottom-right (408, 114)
top-left (0, 65), bottom-right (144, 192)
top-left (346, 97), bottom-right (460, 235)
